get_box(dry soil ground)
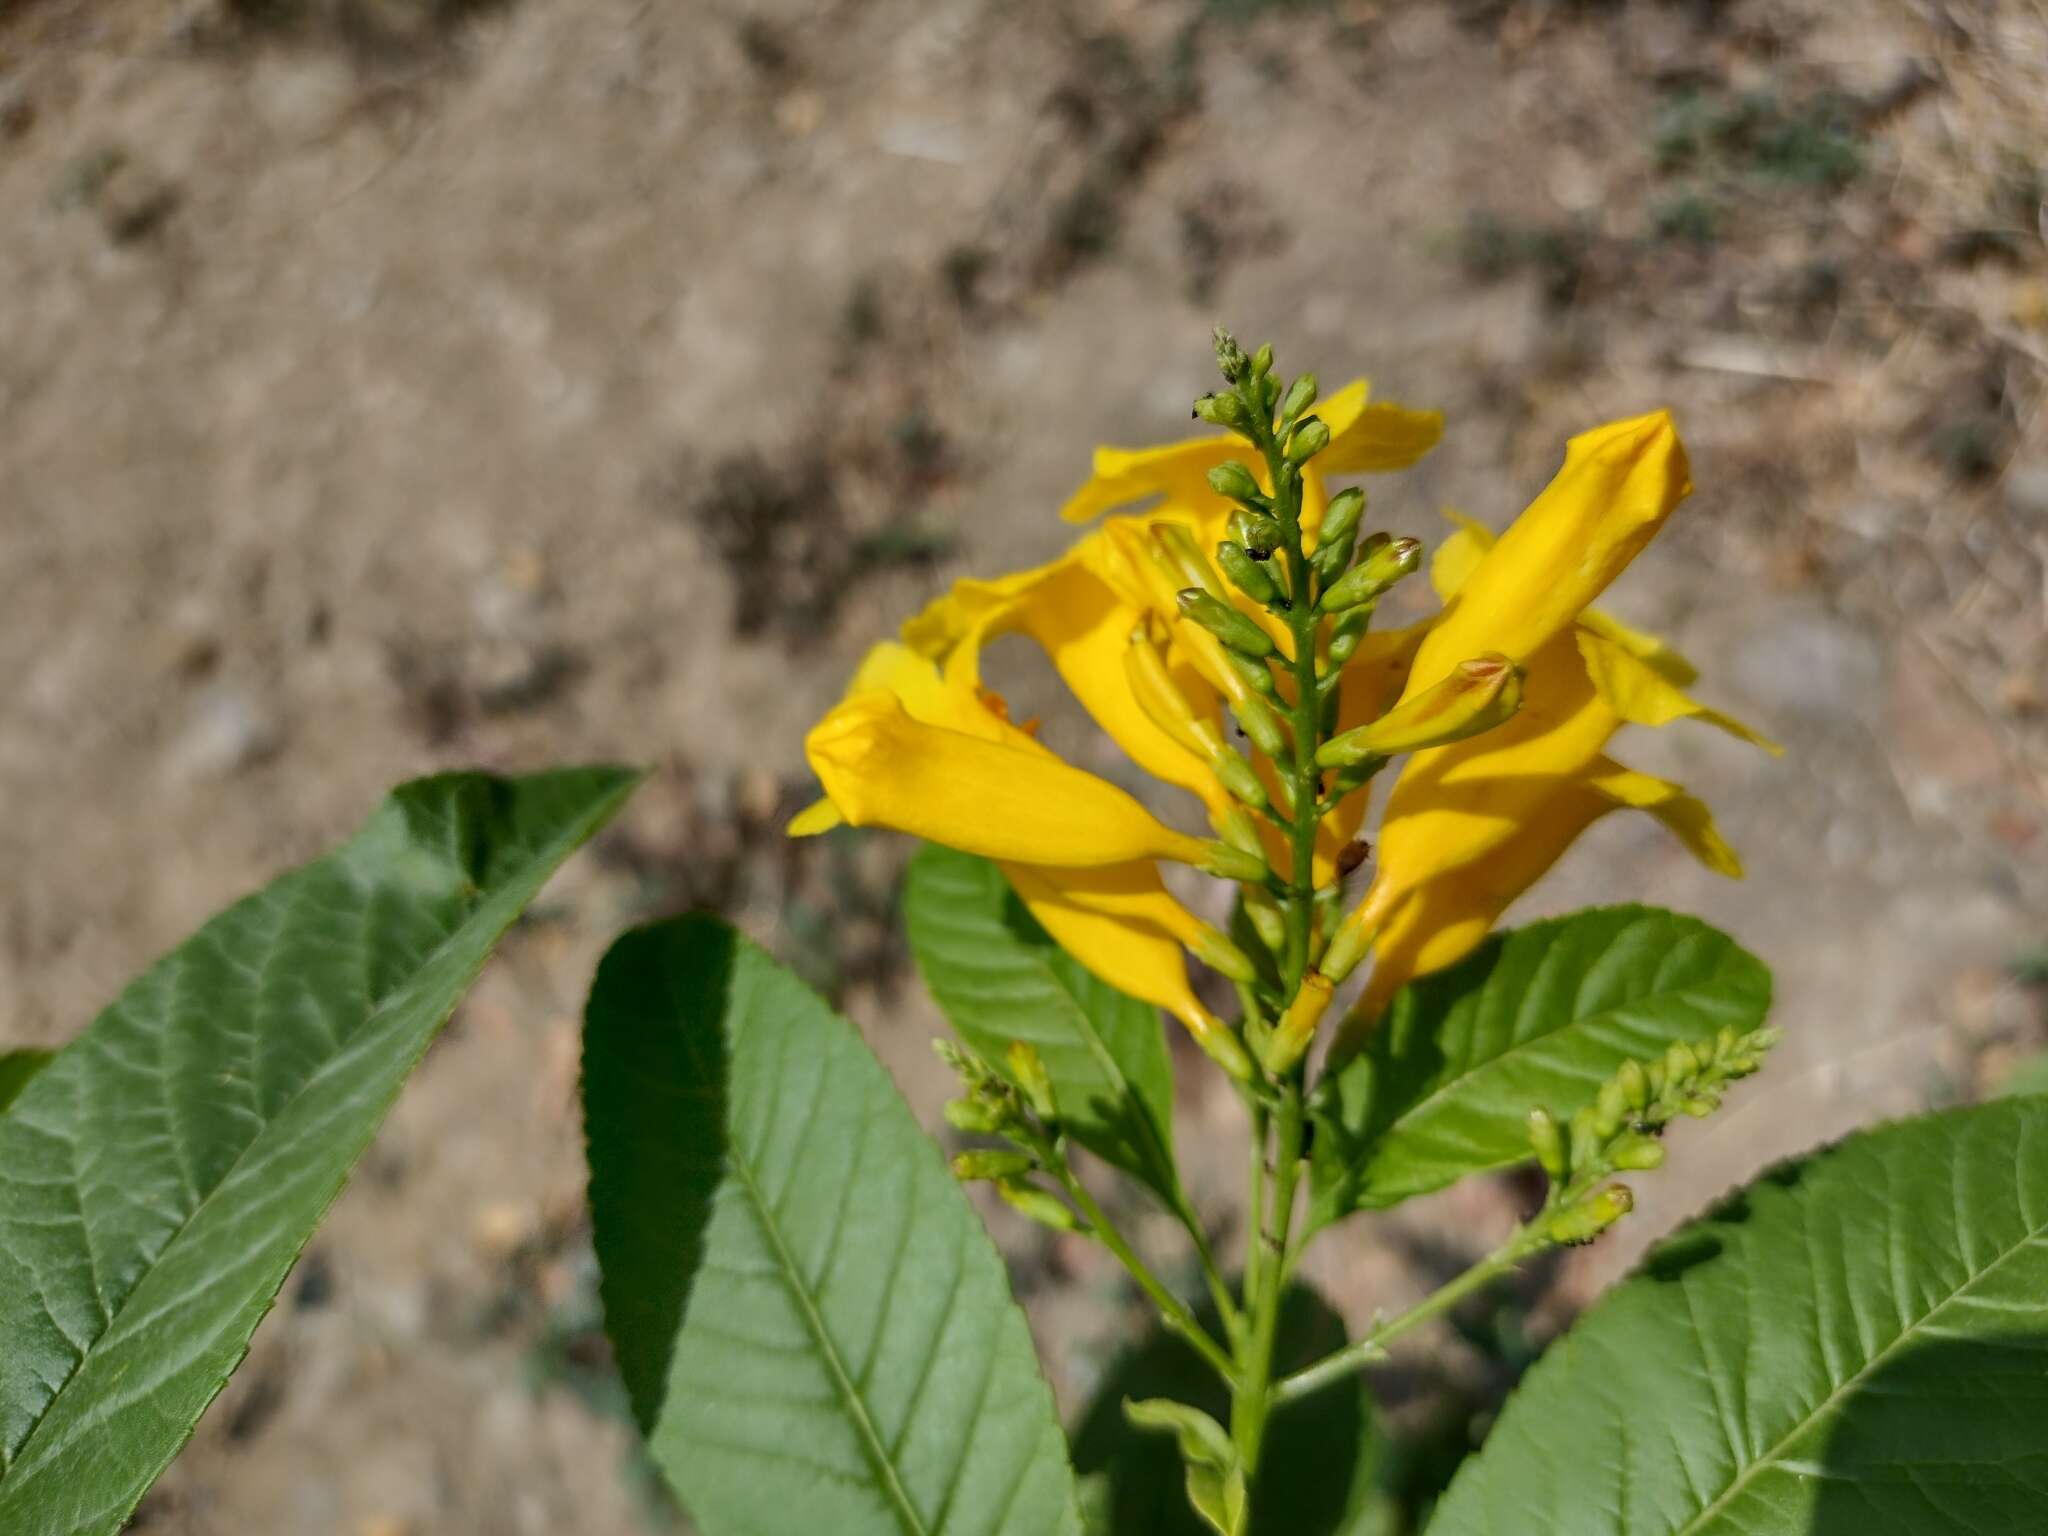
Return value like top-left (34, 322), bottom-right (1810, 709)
top-left (2, 0), bottom-right (2045, 1531)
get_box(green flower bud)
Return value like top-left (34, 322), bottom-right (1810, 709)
top-left (1006, 1040), bottom-right (1058, 1122)
top-left (996, 1180), bottom-right (1085, 1232)
top-left (1665, 1040), bottom-right (1702, 1086)
top-left (1198, 840), bottom-right (1269, 884)
top-left (943, 1097), bottom-right (1004, 1135)
top-left (1230, 688), bottom-right (1290, 759)
top-left (1192, 924), bottom-right (1260, 986)
top-left (1277, 372), bottom-right (1317, 425)
top-left (952, 1149), bottom-right (1035, 1183)
top-left (1316, 489), bottom-right (1367, 552)
top-left (1217, 541), bottom-right (1282, 605)
top-left (1214, 327), bottom-right (1248, 384)
top-left (1249, 340), bottom-right (1274, 380)
top-left (1568, 1105), bottom-right (1601, 1174)
top-left (1527, 1106), bottom-right (1566, 1181)
top-left (1240, 887), bottom-right (1287, 953)
top-left (1545, 1184), bottom-right (1634, 1247)
top-left (1209, 748), bottom-right (1270, 811)
top-left (1610, 1133), bottom-right (1667, 1171)
top-left (1317, 654), bottom-right (1522, 766)
top-left (1594, 1078), bottom-right (1630, 1140)
top-left (1326, 607), bottom-right (1372, 667)
top-left (1208, 460), bottom-right (1263, 504)
top-left (1618, 1058), bottom-right (1651, 1113)
top-left (1194, 392), bottom-right (1249, 430)
top-left (1319, 536), bottom-right (1422, 613)
top-left (1283, 416), bottom-right (1330, 465)
top-left (1223, 647), bottom-right (1278, 697)
top-left (1179, 590), bottom-right (1275, 658)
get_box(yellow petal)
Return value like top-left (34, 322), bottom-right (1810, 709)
top-left (1583, 759), bottom-right (1744, 877)
top-left (1575, 622), bottom-right (1783, 754)
top-left (1428, 509), bottom-right (1495, 601)
top-left (1316, 379), bottom-right (1446, 475)
top-left (1001, 860), bottom-right (1218, 1033)
top-left (787, 797), bottom-right (844, 837)
top-left (806, 692), bottom-right (1212, 868)
top-left (1409, 410), bottom-right (1691, 680)
top-left (1060, 436), bottom-right (1235, 524)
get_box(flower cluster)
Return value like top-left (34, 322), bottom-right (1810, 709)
top-left (791, 333), bottom-right (1776, 1081)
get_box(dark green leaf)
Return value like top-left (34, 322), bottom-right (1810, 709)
top-left (1073, 1283), bottom-right (1376, 1536)
top-left (1426, 1097), bottom-right (2048, 1535)
top-left (1312, 906), bottom-right (1769, 1220)
top-left (0, 1051), bottom-right (50, 1114)
top-left (0, 766), bottom-right (639, 1533)
top-left (905, 845), bottom-right (1179, 1203)
top-left (584, 915), bottom-right (1080, 1536)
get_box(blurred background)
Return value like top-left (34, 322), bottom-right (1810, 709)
top-left (2, 0), bottom-right (2045, 1530)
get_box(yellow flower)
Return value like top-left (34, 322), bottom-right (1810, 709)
top-left (1332, 410), bottom-right (1779, 1039)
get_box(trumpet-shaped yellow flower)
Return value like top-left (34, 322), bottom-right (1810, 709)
top-left (1333, 410), bottom-right (1778, 1041)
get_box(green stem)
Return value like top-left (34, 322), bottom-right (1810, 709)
top-left (1231, 1084), bottom-right (1302, 1473)
top-left (1038, 1145), bottom-right (1239, 1384)
top-left (1269, 1226), bottom-right (1549, 1406)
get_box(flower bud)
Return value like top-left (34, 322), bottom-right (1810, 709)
top-left (1568, 1105), bottom-right (1601, 1173)
top-left (1277, 372), bottom-right (1317, 425)
top-left (1209, 749), bottom-right (1271, 812)
top-left (1214, 327), bottom-right (1248, 384)
top-left (1198, 840), bottom-right (1269, 884)
top-left (1230, 688), bottom-right (1290, 759)
top-left (1217, 541), bottom-right (1282, 606)
top-left (1317, 535), bottom-right (1422, 613)
top-left (1153, 524), bottom-right (1224, 598)
top-left (1594, 1078), bottom-right (1630, 1140)
top-left (1665, 1040), bottom-right (1701, 1086)
top-left (1240, 887), bottom-right (1287, 953)
top-left (1006, 1040), bottom-right (1058, 1122)
top-left (1186, 1008), bottom-right (1254, 1082)
top-left (1208, 460), bottom-right (1264, 504)
top-left (1617, 1058), bottom-right (1651, 1113)
top-left (1249, 340), bottom-right (1274, 380)
top-left (1178, 590), bottom-right (1275, 658)
top-left (943, 1097), bottom-right (1004, 1135)
top-left (952, 1149), bottom-right (1035, 1183)
top-left (1223, 648), bottom-right (1278, 697)
top-left (996, 1180), bottom-right (1085, 1232)
top-left (1192, 924), bottom-right (1260, 986)
top-left (1610, 1133), bottom-right (1666, 1171)
top-left (1316, 488), bottom-right (1367, 553)
top-left (1527, 1107), bottom-right (1567, 1181)
top-left (1544, 1184), bottom-right (1633, 1246)
top-left (1283, 416), bottom-right (1330, 465)
top-left (1317, 654), bottom-right (1523, 766)
top-left (1326, 607), bottom-right (1372, 667)
top-left (1193, 392), bottom-right (1249, 430)
top-left (1236, 511), bottom-right (1287, 558)
top-left (1262, 971), bottom-right (1334, 1077)
top-left (1125, 626), bottom-right (1224, 761)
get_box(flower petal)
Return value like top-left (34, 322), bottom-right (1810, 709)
top-left (1060, 436), bottom-right (1235, 524)
top-left (806, 692), bottom-right (1212, 868)
top-left (1575, 622), bottom-right (1783, 754)
top-left (1317, 379), bottom-right (1445, 475)
top-left (1001, 860), bottom-right (1219, 1034)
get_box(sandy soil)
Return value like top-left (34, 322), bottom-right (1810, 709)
top-left (2, 0), bottom-right (2044, 1530)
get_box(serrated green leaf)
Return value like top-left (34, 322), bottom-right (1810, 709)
top-left (584, 915), bottom-right (1080, 1536)
top-left (1426, 1096), bottom-right (2048, 1535)
top-left (1311, 906), bottom-right (1770, 1220)
top-left (0, 766), bottom-right (639, 1533)
top-left (1073, 1284), bottom-right (1376, 1536)
top-left (0, 1051), bottom-right (50, 1114)
top-left (905, 845), bottom-right (1179, 1204)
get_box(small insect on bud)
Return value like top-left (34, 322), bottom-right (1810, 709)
top-left (1610, 1134), bottom-right (1666, 1172)
top-left (1207, 460), bottom-right (1264, 504)
top-left (1336, 838), bottom-right (1372, 878)
top-left (1527, 1106), bottom-right (1567, 1181)
top-left (1214, 327), bottom-right (1249, 384)
top-left (1179, 589), bottom-right (1276, 659)
top-left (1249, 340), bottom-right (1274, 380)
top-left (1318, 536), bottom-right (1423, 614)
top-left (1277, 372), bottom-right (1318, 426)
top-left (1317, 654), bottom-right (1523, 766)
top-left (1283, 416), bottom-right (1331, 465)
top-left (952, 1149), bottom-right (1035, 1183)
top-left (996, 1180), bottom-right (1085, 1233)
top-left (1217, 541), bottom-right (1283, 606)
top-left (1193, 392), bottom-right (1250, 430)
top-left (1006, 1040), bottom-right (1058, 1122)
top-left (1545, 1184), bottom-right (1634, 1247)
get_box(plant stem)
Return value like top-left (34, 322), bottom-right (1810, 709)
top-left (1231, 1082), bottom-right (1302, 1473)
top-left (1269, 1227), bottom-right (1549, 1406)
top-left (1036, 1144), bottom-right (1239, 1383)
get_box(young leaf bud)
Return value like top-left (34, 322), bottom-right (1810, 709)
top-left (1217, 541), bottom-right (1283, 606)
top-left (1178, 590), bottom-right (1276, 658)
top-left (1318, 536), bottom-right (1423, 613)
top-left (1527, 1107), bottom-right (1567, 1181)
top-left (1316, 654), bottom-right (1523, 766)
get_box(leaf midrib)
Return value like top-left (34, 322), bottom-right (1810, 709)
top-left (1668, 1201), bottom-right (2048, 1535)
top-left (719, 1093), bottom-right (933, 1536)
top-left (0, 810), bottom-right (605, 1485)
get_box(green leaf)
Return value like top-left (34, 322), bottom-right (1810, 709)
top-left (0, 1050), bottom-right (50, 1114)
top-left (1426, 1096), bottom-right (2048, 1535)
top-left (0, 766), bottom-right (639, 1533)
top-left (1311, 906), bottom-right (1769, 1220)
top-left (1073, 1284), bottom-right (1376, 1536)
top-left (583, 915), bottom-right (1081, 1536)
top-left (905, 845), bottom-right (1179, 1204)
top-left (1123, 1400), bottom-right (1247, 1536)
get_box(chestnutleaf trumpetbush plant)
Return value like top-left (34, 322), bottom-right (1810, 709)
top-left (1, 331), bottom-right (2043, 1536)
